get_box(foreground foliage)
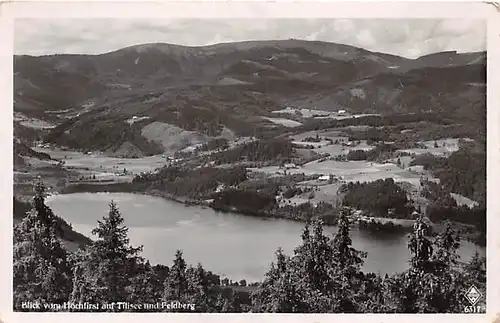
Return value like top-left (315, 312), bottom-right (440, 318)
top-left (13, 181), bottom-right (486, 313)
top-left (13, 181), bottom-right (73, 311)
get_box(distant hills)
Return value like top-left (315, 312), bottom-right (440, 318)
top-left (13, 39), bottom-right (486, 157)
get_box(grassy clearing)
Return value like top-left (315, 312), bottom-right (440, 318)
top-left (397, 137), bottom-right (461, 157)
top-left (141, 121), bottom-right (208, 152)
top-left (261, 117), bottom-right (302, 127)
top-left (289, 130), bottom-right (374, 156)
top-left (272, 107), bottom-right (380, 120)
top-left (313, 142), bottom-right (375, 156)
top-left (19, 120), bottom-right (56, 129)
top-left (450, 193), bottom-right (479, 208)
top-left (252, 160), bottom-right (431, 187)
top-left (33, 147), bottom-right (167, 175)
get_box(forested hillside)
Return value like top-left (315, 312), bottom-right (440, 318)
top-left (14, 40), bottom-right (485, 157)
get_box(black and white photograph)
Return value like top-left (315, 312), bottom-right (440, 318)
top-left (3, 1), bottom-right (498, 319)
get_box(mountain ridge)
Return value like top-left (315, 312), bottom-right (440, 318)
top-left (17, 39), bottom-right (485, 61)
top-left (13, 39), bottom-right (486, 157)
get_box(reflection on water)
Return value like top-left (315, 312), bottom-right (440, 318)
top-left (47, 193), bottom-right (485, 282)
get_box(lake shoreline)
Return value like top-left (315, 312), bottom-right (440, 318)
top-left (46, 191), bottom-right (486, 282)
top-left (20, 145), bottom-right (484, 246)
top-left (23, 154), bottom-right (479, 246)
top-left (55, 182), bottom-right (481, 242)
top-left (57, 184), bottom-right (332, 227)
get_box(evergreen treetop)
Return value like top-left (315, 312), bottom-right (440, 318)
top-left (13, 180), bottom-right (72, 310)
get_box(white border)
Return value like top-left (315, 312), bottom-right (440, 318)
top-left (1, 1), bottom-right (499, 322)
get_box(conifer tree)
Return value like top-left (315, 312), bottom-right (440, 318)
top-left (128, 260), bottom-right (163, 306)
top-left (464, 250), bottom-right (486, 290)
top-left (254, 210), bottom-right (375, 313)
top-left (297, 220), bottom-right (334, 293)
top-left (186, 263), bottom-right (212, 312)
top-left (328, 208), bottom-right (366, 313)
top-left (386, 216), bottom-right (434, 312)
top-left (252, 248), bottom-right (306, 312)
top-left (163, 250), bottom-right (189, 310)
top-left (358, 272), bottom-right (389, 313)
top-left (68, 248), bottom-right (102, 304)
top-left (332, 209), bottom-right (365, 272)
top-left (387, 220), bottom-right (466, 312)
top-left (286, 219), bottom-right (336, 312)
top-left (424, 222), bottom-right (464, 312)
top-left (70, 201), bottom-right (143, 309)
top-left (214, 293), bottom-right (233, 313)
top-left (13, 180), bottom-right (72, 311)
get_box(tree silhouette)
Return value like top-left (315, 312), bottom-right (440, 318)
top-left (252, 248), bottom-right (307, 312)
top-left (163, 250), bottom-right (188, 309)
top-left (13, 181), bottom-right (486, 313)
top-left (464, 251), bottom-right (486, 290)
top-left (128, 260), bottom-right (164, 306)
top-left (387, 220), bottom-right (466, 312)
top-left (13, 180), bottom-right (72, 311)
top-left (327, 208), bottom-right (367, 312)
top-left (70, 201), bottom-right (143, 309)
top-left (186, 263), bottom-right (212, 312)
top-left (253, 211), bottom-right (372, 313)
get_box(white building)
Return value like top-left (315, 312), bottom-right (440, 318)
top-left (215, 184), bottom-right (226, 193)
top-left (338, 109), bottom-right (347, 115)
top-left (353, 210), bottom-right (364, 217)
top-left (318, 175), bottom-right (330, 181)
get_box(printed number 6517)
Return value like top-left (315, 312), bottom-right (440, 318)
top-left (464, 305), bottom-right (483, 313)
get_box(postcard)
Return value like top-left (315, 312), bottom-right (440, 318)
top-left (1, 1), bottom-right (498, 322)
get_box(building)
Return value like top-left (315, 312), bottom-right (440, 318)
top-left (338, 109), bottom-right (347, 115)
top-left (215, 184), bottom-right (226, 193)
top-left (353, 210), bottom-right (364, 217)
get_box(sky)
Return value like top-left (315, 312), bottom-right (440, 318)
top-left (14, 18), bottom-right (486, 59)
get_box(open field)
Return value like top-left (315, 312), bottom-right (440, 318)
top-left (388, 156), bottom-right (413, 169)
top-left (14, 113), bottom-right (56, 129)
top-left (252, 157), bottom-right (436, 209)
top-left (33, 147), bottom-right (167, 175)
top-left (450, 193), bottom-right (479, 208)
top-left (292, 140), bottom-right (332, 148)
top-left (272, 107), bottom-right (380, 120)
top-left (126, 116), bottom-right (150, 125)
top-left (290, 130), bottom-right (346, 141)
top-left (252, 160), bottom-right (424, 184)
top-left (397, 138), bottom-right (461, 157)
top-left (358, 216), bottom-right (417, 228)
top-left (141, 121), bottom-right (208, 152)
top-left (261, 117), bottom-right (302, 127)
top-left (313, 141), bottom-right (375, 156)
top-left (289, 130), bottom-right (374, 155)
top-left (19, 120), bottom-right (56, 129)
top-left (280, 181), bottom-right (344, 207)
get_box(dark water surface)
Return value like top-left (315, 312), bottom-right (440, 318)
top-left (47, 193), bottom-right (485, 282)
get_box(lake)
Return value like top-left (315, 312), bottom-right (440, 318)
top-left (46, 193), bottom-right (485, 282)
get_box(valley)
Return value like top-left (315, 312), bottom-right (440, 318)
top-left (10, 14), bottom-right (492, 312)
top-left (13, 40), bottom-right (486, 247)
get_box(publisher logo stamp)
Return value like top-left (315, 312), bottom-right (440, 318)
top-left (465, 285), bottom-right (482, 306)
top-left (463, 285), bottom-right (484, 313)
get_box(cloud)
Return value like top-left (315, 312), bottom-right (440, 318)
top-left (356, 29), bottom-right (377, 48)
top-left (14, 18), bottom-right (486, 58)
